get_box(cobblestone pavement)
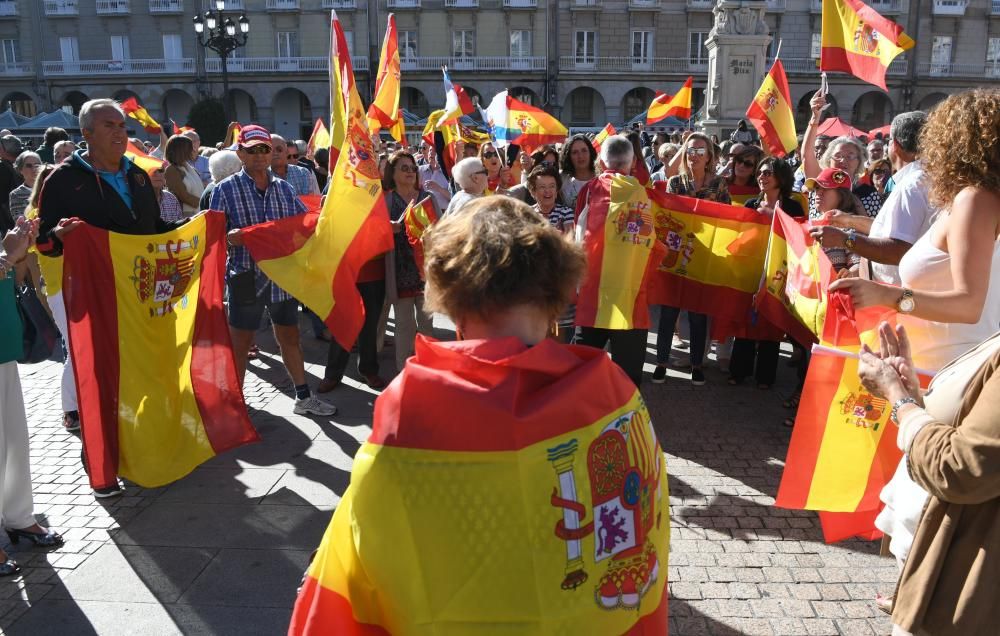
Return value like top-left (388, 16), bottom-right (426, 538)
top-left (2, 317), bottom-right (895, 635)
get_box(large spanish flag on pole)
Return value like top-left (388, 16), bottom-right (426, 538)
top-left (746, 60), bottom-right (797, 158)
top-left (289, 337), bottom-right (669, 635)
top-left (61, 212), bottom-right (259, 490)
top-left (646, 189), bottom-right (771, 323)
top-left (820, 0), bottom-right (915, 91)
top-left (120, 96), bottom-right (162, 135)
top-left (367, 14), bottom-right (404, 143)
top-left (241, 12), bottom-right (394, 350)
top-left (755, 208), bottom-right (835, 346)
top-left (646, 77), bottom-right (693, 125)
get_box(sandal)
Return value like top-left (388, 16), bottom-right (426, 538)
top-left (7, 527), bottom-right (64, 548)
top-left (782, 392), bottom-right (801, 409)
top-left (247, 344), bottom-right (259, 360)
top-left (875, 593), bottom-right (894, 615)
top-left (0, 557), bottom-right (20, 577)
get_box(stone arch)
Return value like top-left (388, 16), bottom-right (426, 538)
top-left (852, 91), bottom-right (893, 132)
top-left (112, 89), bottom-right (140, 104)
top-left (916, 92), bottom-right (948, 112)
top-left (400, 87), bottom-right (429, 118)
top-left (463, 86), bottom-right (483, 109)
top-left (272, 87), bottom-right (312, 140)
top-left (59, 90), bottom-right (90, 115)
top-left (2, 91), bottom-right (37, 118)
top-left (510, 86), bottom-right (539, 107)
top-left (162, 89), bottom-right (195, 127)
top-left (563, 86), bottom-right (606, 127)
top-left (622, 87), bottom-right (655, 123)
top-left (230, 89), bottom-right (258, 124)
top-left (796, 91), bottom-right (838, 129)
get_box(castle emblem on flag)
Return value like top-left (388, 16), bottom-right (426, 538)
top-left (547, 406), bottom-right (663, 611)
top-left (852, 23), bottom-right (880, 55)
top-left (654, 212), bottom-right (688, 271)
top-left (839, 392), bottom-right (888, 430)
top-left (613, 200), bottom-right (654, 247)
top-left (130, 237), bottom-right (199, 317)
top-left (761, 88), bottom-right (779, 113)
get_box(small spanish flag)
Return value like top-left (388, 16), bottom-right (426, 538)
top-left (306, 118), bottom-right (330, 156)
top-left (746, 59), bottom-right (797, 158)
top-left (124, 141), bottom-right (165, 174)
top-left (402, 196), bottom-right (438, 277)
top-left (120, 96), bottom-right (162, 135)
top-left (170, 119), bottom-right (195, 135)
top-left (592, 123), bottom-right (616, 152)
top-left (646, 77), bottom-right (693, 125)
top-left (820, 0), bottom-right (914, 90)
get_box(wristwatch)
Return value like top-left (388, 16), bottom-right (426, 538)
top-left (896, 288), bottom-right (916, 313)
top-left (844, 228), bottom-right (857, 250)
top-left (890, 397), bottom-right (918, 424)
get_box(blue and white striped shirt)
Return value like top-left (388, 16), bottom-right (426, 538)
top-left (209, 169), bottom-right (306, 303)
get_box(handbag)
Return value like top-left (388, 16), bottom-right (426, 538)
top-left (16, 280), bottom-right (59, 364)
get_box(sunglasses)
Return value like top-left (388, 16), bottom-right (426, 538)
top-left (686, 147), bottom-right (707, 156)
top-left (482, 151), bottom-right (499, 159)
top-left (287, 153), bottom-right (299, 160)
top-left (737, 158), bottom-right (757, 168)
top-left (872, 168), bottom-right (889, 175)
top-left (757, 169), bottom-right (774, 178)
top-left (397, 164), bottom-right (417, 173)
top-left (244, 145), bottom-right (272, 155)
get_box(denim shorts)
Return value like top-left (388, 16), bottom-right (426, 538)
top-left (227, 294), bottom-right (300, 330)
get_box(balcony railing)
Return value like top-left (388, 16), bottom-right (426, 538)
top-left (687, 0), bottom-right (713, 9)
top-left (868, 0), bottom-right (903, 12)
top-left (503, 0), bottom-right (537, 7)
top-left (96, 0), bottom-right (130, 14)
top-left (559, 56), bottom-right (701, 73)
top-left (571, 0), bottom-right (601, 8)
top-left (266, 0), bottom-right (299, 9)
top-left (993, 0), bottom-right (1000, 14)
top-left (204, 0), bottom-right (243, 9)
top-left (386, 0), bottom-right (421, 7)
top-left (932, 0), bottom-right (967, 14)
top-left (0, 62), bottom-right (32, 76)
top-left (44, 0), bottom-right (78, 16)
top-left (918, 61), bottom-right (1000, 77)
top-left (401, 56), bottom-right (545, 71)
top-left (445, 0), bottom-right (479, 6)
top-left (43, 58), bottom-right (195, 76)
top-left (629, 0), bottom-right (660, 9)
top-left (322, 0), bottom-right (357, 8)
top-left (149, 0), bottom-right (184, 12)
top-left (204, 56), bottom-right (369, 73)
top-left (766, 0), bottom-right (786, 11)
top-left (775, 56), bottom-right (907, 75)
top-left (0, 1), bottom-right (18, 16)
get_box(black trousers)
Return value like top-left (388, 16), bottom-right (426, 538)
top-left (324, 280), bottom-right (385, 382)
top-left (730, 338), bottom-right (780, 386)
top-left (574, 327), bottom-right (648, 387)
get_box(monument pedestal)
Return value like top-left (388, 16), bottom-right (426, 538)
top-left (700, 1), bottom-right (772, 140)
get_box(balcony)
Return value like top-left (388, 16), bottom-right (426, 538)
top-left (570, 0), bottom-right (601, 9)
top-left (503, 0), bottom-right (537, 7)
top-left (629, 0), bottom-right (660, 9)
top-left (266, 0), bottom-right (299, 9)
top-left (993, 0), bottom-right (1000, 14)
top-left (44, 0), bottom-right (78, 16)
top-left (97, 0), bottom-right (130, 14)
top-left (149, 0), bottom-right (184, 12)
top-left (0, 62), bottom-right (32, 76)
top-left (387, 0), bottom-right (420, 7)
top-left (868, 0), bottom-right (903, 12)
top-left (932, 0), bottom-right (967, 14)
top-left (776, 56), bottom-right (907, 75)
top-left (559, 56), bottom-right (698, 73)
top-left (204, 56), bottom-right (369, 73)
top-left (322, 0), bottom-right (357, 8)
top-left (205, 0), bottom-right (243, 9)
top-left (43, 58), bottom-right (195, 76)
top-left (687, 0), bottom-right (713, 10)
top-left (766, 0), bottom-right (786, 11)
top-left (918, 61), bottom-right (1000, 77)
top-left (444, 0), bottom-right (478, 6)
top-left (0, 1), bottom-right (18, 16)
top-left (400, 56), bottom-right (545, 71)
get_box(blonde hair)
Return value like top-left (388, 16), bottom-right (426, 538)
top-left (679, 133), bottom-right (716, 178)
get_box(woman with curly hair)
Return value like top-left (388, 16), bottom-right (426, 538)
top-left (830, 89), bottom-right (1000, 624)
top-left (558, 133), bottom-right (597, 207)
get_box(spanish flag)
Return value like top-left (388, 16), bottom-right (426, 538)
top-left (646, 77), bottom-right (693, 125)
top-left (483, 90), bottom-right (568, 154)
top-left (306, 118), bottom-right (331, 156)
top-left (820, 0), bottom-right (915, 90)
top-left (289, 336), bottom-right (669, 635)
top-left (746, 59), bottom-right (797, 158)
top-left (241, 12), bottom-right (394, 351)
top-left (367, 14), bottom-right (404, 143)
top-left (755, 208), bottom-right (835, 347)
top-left (402, 196), bottom-right (438, 277)
top-left (575, 173), bottom-right (667, 331)
top-left (592, 123), bottom-right (616, 152)
top-left (422, 110), bottom-right (490, 176)
top-left (120, 96), bottom-right (162, 135)
top-left (170, 119), bottom-right (195, 135)
top-left (326, 11), bottom-right (352, 167)
top-left (124, 141), bottom-right (165, 174)
top-left (223, 122), bottom-right (242, 149)
top-left (646, 189), bottom-right (772, 323)
top-left (61, 212), bottom-right (259, 490)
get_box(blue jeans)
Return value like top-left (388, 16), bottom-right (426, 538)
top-left (655, 306), bottom-right (707, 367)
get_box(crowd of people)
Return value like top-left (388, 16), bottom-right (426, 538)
top-left (0, 87), bottom-right (998, 635)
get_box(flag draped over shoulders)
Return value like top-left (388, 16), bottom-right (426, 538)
top-left (289, 336), bottom-right (670, 635)
top-left (61, 212), bottom-right (258, 490)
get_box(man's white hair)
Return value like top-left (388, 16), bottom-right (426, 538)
top-left (80, 98), bottom-right (125, 132)
top-left (209, 150), bottom-right (242, 183)
top-left (453, 157), bottom-right (485, 190)
top-left (599, 135), bottom-right (634, 172)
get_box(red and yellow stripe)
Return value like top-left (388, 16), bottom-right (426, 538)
top-left (746, 59), bottom-right (797, 158)
top-left (820, 0), bottom-right (915, 90)
top-left (646, 77), bottom-right (693, 125)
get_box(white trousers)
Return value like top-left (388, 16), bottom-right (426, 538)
top-left (0, 362), bottom-right (37, 529)
top-left (47, 291), bottom-right (77, 413)
top-left (392, 296), bottom-right (434, 371)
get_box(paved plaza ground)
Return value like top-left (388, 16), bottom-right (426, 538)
top-left (2, 315), bottom-right (896, 635)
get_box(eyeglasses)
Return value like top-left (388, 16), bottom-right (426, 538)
top-left (540, 160), bottom-right (555, 168)
top-left (757, 169), bottom-right (774, 178)
top-left (243, 145), bottom-right (272, 155)
top-left (737, 158), bottom-right (757, 168)
top-left (686, 147), bottom-right (708, 156)
top-left (397, 164), bottom-right (417, 173)
top-left (287, 153), bottom-right (299, 160)
top-left (482, 151), bottom-right (499, 159)
top-left (475, 169), bottom-right (489, 176)
top-left (832, 154), bottom-right (860, 163)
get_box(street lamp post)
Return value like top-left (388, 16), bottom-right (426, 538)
top-left (193, 1), bottom-right (250, 124)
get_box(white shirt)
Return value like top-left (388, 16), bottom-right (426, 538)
top-left (418, 164), bottom-right (451, 211)
top-left (867, 161), bottom-right (935, 285)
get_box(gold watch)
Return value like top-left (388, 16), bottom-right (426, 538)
top-left (897, 288), bottom-right (915, 314)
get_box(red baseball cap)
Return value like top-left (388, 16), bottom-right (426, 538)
top-left (805, 167), bottom-right (853, 191)
top-left (238, 124), bottom-right (272, 149)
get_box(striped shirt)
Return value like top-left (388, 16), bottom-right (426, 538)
top-left (536, 203), bottom-right (575, 231)
top-left (209, 169), bottom-right (306, 303)
top-left (282, 164), bottom-right (320, 197)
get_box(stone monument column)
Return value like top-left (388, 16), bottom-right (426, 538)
top-left (701, 0), bottom-right (772, 139)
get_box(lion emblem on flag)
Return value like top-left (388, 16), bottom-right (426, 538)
top-left (853, 23), bottom-right (880, 55)
top-left (130, 237), bottom-right (199, 318)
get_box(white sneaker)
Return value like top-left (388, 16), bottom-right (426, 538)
top-left (293, 395), bottom-right (337, 417)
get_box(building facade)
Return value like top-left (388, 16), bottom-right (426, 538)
top-left (0, 0), bottom-right (998, 141)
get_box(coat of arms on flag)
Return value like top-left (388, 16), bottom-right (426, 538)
top-left (130, 237), bottom-right (198, 314)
